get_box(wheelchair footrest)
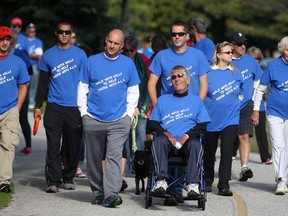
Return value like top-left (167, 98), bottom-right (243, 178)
top-left (183, 195), bottom-right (204, 200)
top-left (151, 192), bottom-right (171, 199)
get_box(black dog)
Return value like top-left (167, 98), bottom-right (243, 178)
top-left (133, 149), bottom-right (150, 195)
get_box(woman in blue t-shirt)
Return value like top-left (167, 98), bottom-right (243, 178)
top-left (252, 36), bottom-right (288, 195)
top-left (204, 41), bottom-right (242, 196)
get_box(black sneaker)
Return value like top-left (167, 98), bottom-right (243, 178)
top-left (120, 179), bottom-right (128, 191)
top-left (103, 195), bottom-right (123, 207)
top-left (0, 184), bottom-right (11, 193)
top-left (164, 196), bottom-right (178, 206)
top-left (239, 167), bottom-right (253, 181)
top-left (91, 195), bottom-right (104, 205)
top-left (218, 188), bottom-right (233, 196)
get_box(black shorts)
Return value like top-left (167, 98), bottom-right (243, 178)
top-left (238, 100), bottom-right (254, 137)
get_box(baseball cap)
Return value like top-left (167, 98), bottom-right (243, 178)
top-left (0, 26), bottom-right (12, 39)
top-left (229, 32), bottom-right (248, 44)
top-left (10, 17), bottom-right (22, 26)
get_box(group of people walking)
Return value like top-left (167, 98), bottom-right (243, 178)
top-left (0, 16), bottom-right (288, 210)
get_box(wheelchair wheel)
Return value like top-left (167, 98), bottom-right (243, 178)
top-left (145, 188), bottom-right (152, 209)
top-left (198, 198), bottom-right (205, 211)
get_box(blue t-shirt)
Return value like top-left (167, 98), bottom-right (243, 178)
top-left (38, 45), bottom-right (87, 107)
top-left (79, 53), bottom-right (140, 122)
top-left (0, 53), bottom-right (30, 114)
top-left (149, 47), bottom-right (210, 96)
top-left (26, 37), bottom-right (43, 65)
top-left (204, 68), bottom-right (242, 131)
top-left (260, 57), bottom-right (288, 119)
top-left (194, 37), bottom-right (215, 63)
top-left (150, 93), bottom-right (211, 139)
top-left (16, 33), bottom-right (28, 51)
top-left (232, 53), bottom-right (263, 109)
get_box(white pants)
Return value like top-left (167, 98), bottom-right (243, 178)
top-left (267, 115), bottom-right (288, 182)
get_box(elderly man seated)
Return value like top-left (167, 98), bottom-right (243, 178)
top-left (148, 65), bottom-right (210, 198)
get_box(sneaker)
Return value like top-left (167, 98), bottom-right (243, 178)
top-left (152, 180), bottom-right (168, 194)
top-left (63, 182), bottom-right (75, 190)
top-left (75, 167), bottom-right (86, 178)
top-left (91, 195), bottom-right (104, 205)
top-left (20, 147), bottom-right (33, 155)
top-left (0, 184), bottom-right (11, 193)
top-left (239, 167), bottom-right (253, 181)
top-left (120, 179), bottom-right (128, 191)
top-left (218, 188), bottom-right (233, 196)
top-left (46, 185), bottom-right (59, 193)
top-left (275, 180), bottom-right (286, 195)
top-left (263, 158), bottom-right (273, 165)
top-left (232, 156), bottom-right (236, 162)
top-left (103, 195), bottom-right (123, 207)
top-left (187, 183), bottom-right (200, 198)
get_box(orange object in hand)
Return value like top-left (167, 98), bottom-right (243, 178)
top-left (33, 116), bottom-right (41, 136)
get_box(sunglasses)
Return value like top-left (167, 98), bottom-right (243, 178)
top-left (57, 30), bottom-right (72, 35)
top-left (171, 73), bottom-right (185, 80)
top-left (221, 51), bottom-right (234, 55)
top-left (12, 24), bottom-right (22, 28)
top-left (123, 48), bottom-right (135, 53)
top-left (234, 42), bottom-right (247, 47)
top-left (171, 32), bottom-right (186, 37)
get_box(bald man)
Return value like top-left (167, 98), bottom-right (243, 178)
top-left (78, 29), bottom-right (140, 207)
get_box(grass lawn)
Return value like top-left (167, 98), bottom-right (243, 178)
top-left (0, 184), bottom-right (14, 210)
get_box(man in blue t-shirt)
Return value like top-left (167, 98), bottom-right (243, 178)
top-left (229, 32), bottom-right (263, 182)
top-left (0, 26), bottom-right (30, 193)
top-left (148, 20), bottom-right (210, 206)
top-left (148, 65), bottom-right (210, 199)
top-left (78, 29), bottom-right (140, 208)
top-left (190, 17), bottom-right (215, 63)
top-left (33, 21), bottom-right (87, 193)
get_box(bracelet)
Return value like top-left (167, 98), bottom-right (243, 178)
top-left (175, 141), bottom-right (182, 150)
top-left (184, 134), bottom-right (189, 139)
top-left (34, 107), bottom-right (41, 109)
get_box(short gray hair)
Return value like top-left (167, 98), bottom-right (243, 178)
top-left (170, 65), bottom-right (190, 78)
top-left (190, 17), bottom-right (207, 34)
top-left (278, 36), bottom-right (288, 52)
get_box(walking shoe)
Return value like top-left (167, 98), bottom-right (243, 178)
top-left (63, 182), bottom-right (75, 190)
top-left (263, 158), bottom-right (273, 165)
top-left (75, 167), bottom-right (86, 178)
top-left (91, 195), bottom-right (104, 205)
top-left (152, 180), bottom-right (168, 194)
top-left (275, 180), bottom-right (286, 195)
top-left (0, 184), bottom-right (11, 193)
top-left (120, 179), bottom-right (128, 191)
top-left (103, 195), bottom-right (123, 207)
top-left (164, 196), bottom-right (178, 206)
top-left (218, 188), bottom-right (233, 196)
top-left (187, 183), bottom-right (200, 198)
top-left (20, 147), bottom-right (33, 155)
top-left (46, 185), bottom-right (59, 193)
top-left (239, 166), bottom-right (253, 181)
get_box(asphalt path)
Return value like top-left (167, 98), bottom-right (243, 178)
top-left (1, 112), bottom-right (288, 216)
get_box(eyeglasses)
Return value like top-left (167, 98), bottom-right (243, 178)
top-left (123, 48), bottom-right (135, 53)
top-left (221, 51), bottom-right (234, 55)
top-left (12, 24), bottom-right (21, 28)
top-left (171, 73), bottom-right (185, 80)
top-left (171, 32), bottom-right (186, 37)
top-left (57, 30), bottom-right (72, 35)
top-left (234, 42), bottom-right (247, 47)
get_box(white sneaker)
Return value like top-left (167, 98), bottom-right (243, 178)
top-left (152, 180), bottom-right (168, 194)
top-left (187, 183), bottom-right (200, 197)
top-left (275, 180), bottom-right (286, 195)
top-left (75, 167), bottom-right (86, 178)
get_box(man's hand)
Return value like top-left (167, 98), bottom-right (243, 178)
top-left (178, 134), bottom-right (189, 145)
top-left (163, 131), bottom-right (177, 147)
top-left (251, 110), bottom-right (260, 126)
top-left (33, 108), bottom-right (42, 120)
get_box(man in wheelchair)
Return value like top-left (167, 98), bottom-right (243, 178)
top-left (147, 65), bottom-right (210, 200)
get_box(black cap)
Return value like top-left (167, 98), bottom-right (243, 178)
top-left (229, 32), bottom-right (248, 43)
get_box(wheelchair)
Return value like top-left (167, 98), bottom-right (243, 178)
top-left (145, 135), bottom-right (206, 210)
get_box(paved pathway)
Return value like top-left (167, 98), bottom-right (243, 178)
top-left (1, 113), bottom-right (288, 216)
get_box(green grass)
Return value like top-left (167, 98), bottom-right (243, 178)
top-left (0, 184), bottom-right (14, 210)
